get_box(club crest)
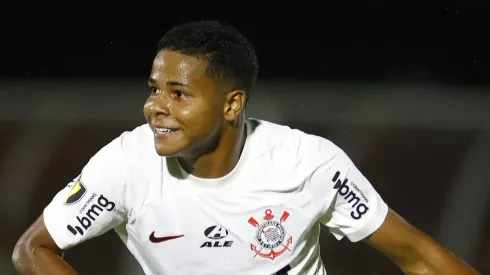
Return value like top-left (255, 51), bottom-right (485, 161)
top-left (248, 209), bottom-right (293, 260)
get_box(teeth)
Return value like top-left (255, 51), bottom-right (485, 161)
top-left (155, 127), bottom-right (175, 134)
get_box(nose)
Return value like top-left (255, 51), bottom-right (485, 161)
top-left (147, 94), bottom-right (171, 116)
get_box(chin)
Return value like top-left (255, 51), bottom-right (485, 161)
top-left (153, 141), bottom-right (189, 157)
top-left (154, 145), bottom-right (181, 157)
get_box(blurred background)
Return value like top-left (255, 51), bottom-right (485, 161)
top-left (1, 1), bottom-right (489, 274)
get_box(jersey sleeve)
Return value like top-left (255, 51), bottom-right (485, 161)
top-left (43, 135), bottom-right (129, 250)
top-left (302, 134), bottom-right (389, 243)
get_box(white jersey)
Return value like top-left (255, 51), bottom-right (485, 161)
top-left (44, 119), bottom-right (388, 275)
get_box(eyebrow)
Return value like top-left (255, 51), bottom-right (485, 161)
top-left (148, 78), bottom-right (189, 88)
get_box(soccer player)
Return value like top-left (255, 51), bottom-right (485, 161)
top-left (13, 21), bottom-right (479, 275)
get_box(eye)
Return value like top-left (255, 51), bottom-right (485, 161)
top-left (174, 90), bottom-right (188, 99)
top-left (149, 86), bottom-right (161, 95)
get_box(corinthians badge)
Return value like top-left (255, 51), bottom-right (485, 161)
top-left (248, 209), bottom-right (293, 260)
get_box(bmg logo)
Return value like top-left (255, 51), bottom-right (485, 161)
top-left (66, 195), bottom-right (115, 236)
top-left (332, 171), bottom-right (369, 220)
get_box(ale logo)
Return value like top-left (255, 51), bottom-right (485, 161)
top-left (64, 176), bottom-right (87, 205)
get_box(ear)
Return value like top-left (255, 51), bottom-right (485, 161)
top-left (223, 90), bottom-right (246, 122)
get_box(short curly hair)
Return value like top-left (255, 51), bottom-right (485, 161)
top-left (157, 21), bottom-right (259, 100)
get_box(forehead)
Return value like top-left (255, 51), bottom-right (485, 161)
top-left (150, 51), bottom-right (210, 85)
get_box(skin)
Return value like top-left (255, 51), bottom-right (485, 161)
top-left (12, 51), bottom-right (480, 275)
top-left (365, 210), bottom-right (479, 275)
top-left (143, 50), bottom-right (246, 178)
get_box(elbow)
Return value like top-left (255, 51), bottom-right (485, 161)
top-left (395, 251), bottom-right (430, 275)
top-left (12, 245), bottom-right (21, 269)
top-left (12, 237), bottom-right (33, 272)
top-left (387, 241), bottom-right (432, 275)
top-left (400, 260), bottom-right (431, 275)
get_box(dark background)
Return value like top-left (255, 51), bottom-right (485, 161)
top-left (1, 1), bottom-right (489, 83)
top-left (0, 1), bottom-right (489, 274)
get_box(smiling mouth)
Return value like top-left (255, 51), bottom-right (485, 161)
top-left (153, 127), bottom-right (180, 137)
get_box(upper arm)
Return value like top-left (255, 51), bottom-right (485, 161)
top-left (364, 208), bottom-right (437, 262)
top-left (42, 135), bottom-right (129, 250)
top-left (365, 209), bottom-right (482, 275)
top-left (304, 135), bottom-right (389, 242)
top-left (15, 214), bottom-right (62, 255)
top-left (299, 133), bottom-right (479, 274)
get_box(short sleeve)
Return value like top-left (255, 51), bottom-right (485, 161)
top-left (302, 134), bottom-right (389, 243)
top-left (43, 135), bottom-right (128, 250)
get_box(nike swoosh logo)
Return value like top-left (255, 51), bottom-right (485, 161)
top-left (149, 231), bottom-right (184, 243)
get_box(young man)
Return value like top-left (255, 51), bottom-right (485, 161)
top-left (13, 21), bottom-right (479, 275)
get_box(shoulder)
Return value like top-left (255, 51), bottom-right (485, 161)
top-left (250, 119), bottom-right (343, 169)
top-left (98, 123), bottom-right (155, 161)
top-left (117, 123), bottom-right (154, 156)
top-left (84, 123), bottom-right (155, 176)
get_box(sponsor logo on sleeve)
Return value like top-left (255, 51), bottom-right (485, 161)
top-left (66, 194), bottom-right (116, 236)
top-left (63, 176), bottom-right (87, 205)
top-left (332, 171), bottom-right (369, 220)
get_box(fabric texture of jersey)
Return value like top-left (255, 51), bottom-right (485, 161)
top-left (44, 119), bottom-right (389, 275)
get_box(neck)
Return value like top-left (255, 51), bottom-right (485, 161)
top-left (179, 119), bottom-right (247, 179)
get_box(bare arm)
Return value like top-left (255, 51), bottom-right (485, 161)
top-left (12, 215), bottom-right (78, 275)
top-left (364, 209), bottom-right (480, 275)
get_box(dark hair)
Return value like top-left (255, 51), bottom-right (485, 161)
top-left (157, 21), bottom-right (258, 99)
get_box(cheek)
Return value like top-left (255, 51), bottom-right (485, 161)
top-left (179, 99), bottom-right (211, 119)
top-left (180, 100), bottom-right (221, 129)
top-left (180, 105), bottom-right (191, 117)
top-left (143, 99), bottom-right (153, 116)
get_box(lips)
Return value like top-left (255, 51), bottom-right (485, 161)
top-left (154, 127), bottom-right (176, 134)
top-left (151, 124), bottom-right (181, 137)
